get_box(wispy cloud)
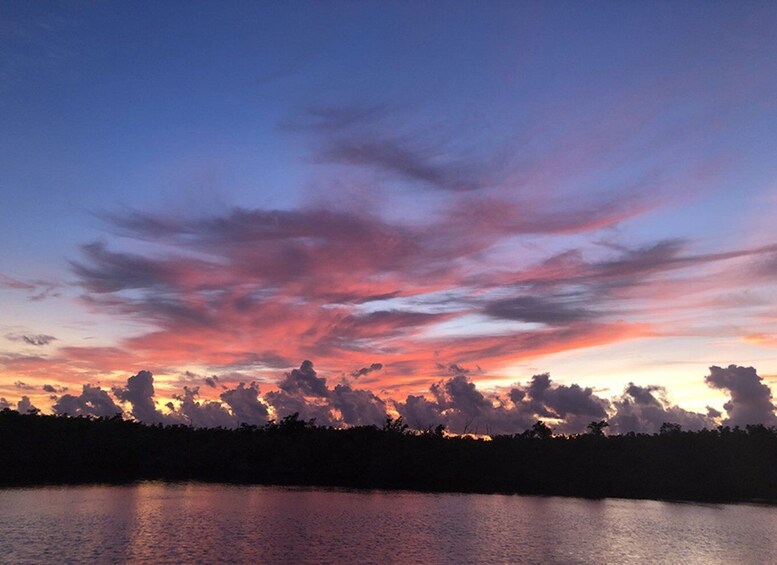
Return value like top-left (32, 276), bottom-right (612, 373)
top-left (0, 274), bottom-right (60, 301)
top-left (2, 192), bottom-right (765, 392)
top-left (6, 333), bottom-right (57, 346)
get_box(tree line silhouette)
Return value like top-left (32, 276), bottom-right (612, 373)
top-left (1, 409), bottom-right (775, 503)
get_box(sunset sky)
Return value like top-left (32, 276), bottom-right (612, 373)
top-left (2, 2), bottom-right (777, 432)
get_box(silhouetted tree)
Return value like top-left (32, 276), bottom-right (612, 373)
top-left (659, 422), bottom-right (682, 435)
top-left (383, 416), bottom-right (409, 434)
top-left (587, 420), bottom-right (609, 436)
top-left (1, 409), bottom-right (776, 503)
top-left (530, 420), bottom-right (553, 439)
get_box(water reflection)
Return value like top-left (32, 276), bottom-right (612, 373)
top-left (0, 483), bottom-right (775, 564)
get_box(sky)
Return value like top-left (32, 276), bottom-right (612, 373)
top-left (2, 1), bottom-right (777, 433)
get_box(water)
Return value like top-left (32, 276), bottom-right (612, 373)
top-left (0, 483), bottom-right (775, 564)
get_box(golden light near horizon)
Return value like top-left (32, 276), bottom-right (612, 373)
top-left (2, 1), bottom-right (777, 435)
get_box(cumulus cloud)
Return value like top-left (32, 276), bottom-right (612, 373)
top-left (42, 384), bottom-right (67, 394)
top-left (204, 375), bottom-right (219, 388)
top-left (396, 375), bottom-right (534, 435)
top-left (16, 396), bottom-right (37, 413)
top-left (53, 385), bottom-right (123, 418)
top-left (219, 382), bottom-right (269, 426)
top-left (705, 365), bottom-right (777, 427)
top-left (261, 360), bottom-right (388, 427)
top-left (609, 383), bottom-right (715, 434)
top-left (510, 373), bottom-right (611, 434)
top-left (395, 371), bottom-right (727, 436)
top-left (112, 370), bottom-right (174, 425)
top-left (173, 386), bottom-right (236, 429)
top-left (264, 389), bottom-right (336, 426)
top-left (20, 360), bottom-right (777, 434)
top-left (331, 383), bottom-right (387, 427)
top-left (14, 381), bottom-right (35, 390)
top-left (278, 360), bottom-right (329, 398)
top-left (432, 376), bottom-right (491, 419)
top-left (263, 362), bottom-right (337, 426)
top-left (0, 396), bottom-right (37, 413)
top-left (393, 394), bottom-right (444, 430)
top-left (418, 373), bottom-right (611, 435)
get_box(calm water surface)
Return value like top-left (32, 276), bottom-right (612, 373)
top-left (1, 483), bottom-right (775, 564)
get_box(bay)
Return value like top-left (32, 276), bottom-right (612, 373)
top-left (1, 483), bottom-right (775, 564)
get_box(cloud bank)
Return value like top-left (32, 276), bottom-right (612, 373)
top-left (705, 365), bottom-right (777, 428)
top-left (35, 362), bottom-right (777, 435)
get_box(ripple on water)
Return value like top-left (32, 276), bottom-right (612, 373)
top-left (0, 483), bottom-right (775, 565)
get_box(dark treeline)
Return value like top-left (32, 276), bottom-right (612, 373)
top-left (1, 409), bottom-right (776, 503)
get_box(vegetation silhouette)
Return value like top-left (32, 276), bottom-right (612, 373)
top-left (1, 408), bottom-right (775, 503)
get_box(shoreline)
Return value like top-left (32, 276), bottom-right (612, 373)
top-left (1, 477), bottom-right (775, 507)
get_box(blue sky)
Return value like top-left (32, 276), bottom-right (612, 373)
top-left (2, 1), bottom-right (777, 431)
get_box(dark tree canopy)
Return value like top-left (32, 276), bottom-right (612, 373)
top-left (1, 409), bottom-right (776, 503)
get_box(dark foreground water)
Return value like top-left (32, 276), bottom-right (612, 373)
top-left (1, 483), bottom-right (776, 564)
